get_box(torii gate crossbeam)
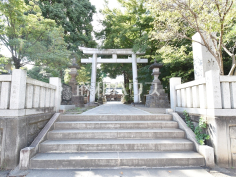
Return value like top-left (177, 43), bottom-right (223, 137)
top-left (79, 47), bottom-right (148, 103)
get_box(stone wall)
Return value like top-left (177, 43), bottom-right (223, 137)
top-left (230, 126), bottom-right (236, 168)
top-left (178, 112), bottom-right (236, 168)
top-left (0, 112), bottom-right (55, 169)
top-left (207, 116), bottom-right (236, 168)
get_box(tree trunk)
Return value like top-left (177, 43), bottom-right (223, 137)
top-left (232, 55), bottom-right (236, 75)
top-left (232, 55), bottom-right (235, 65)
top-left (13, 56), bottom-right (21, 69)
top-left (218, 54), bottom-right (224, 75)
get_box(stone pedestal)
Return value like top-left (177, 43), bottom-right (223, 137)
top-left (71, 96), bottom-right (84, 107)
top-left (145, 61), bottom-right (170, 108)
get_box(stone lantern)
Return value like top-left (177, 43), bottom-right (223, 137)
top-left (145, 60), bottom-right (170, 108)
top-left (69, 58), bottom-right (80, 96)
top-left (68, 58), bottom-right (84, 107)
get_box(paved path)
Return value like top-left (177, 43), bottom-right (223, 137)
top-left (82, 101), bottom-right (152, 115)
top-left (9, 167), bottom-right (213, 177)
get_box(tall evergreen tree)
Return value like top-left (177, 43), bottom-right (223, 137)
top-left (35, 0), bottom-right (97, 54)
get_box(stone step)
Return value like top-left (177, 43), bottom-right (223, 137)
top-left (47, 129), bottom-right (185, 140)
top-left (59, 114), bottom-right (173, 121)
top-left (30, 151), bottom-right (205, 169)
top-left (39, 139), bottom-right (194, 153)
top-left (54, 121), bottom-right (178, 130)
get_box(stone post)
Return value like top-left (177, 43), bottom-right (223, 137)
top-left (192, 32), bottom-right (220, 80)
top-left (170, 77), bottom-right (181, 111)
top-left (90, 53), bottom-right (97, 103)
top-left (205, 70), bottom-right (222, 109)
top-left (10, 69), bottom-right (27, 109)
top-left (132, 53), bottom-right (139, 103)
top-left (49, 77), bottom-right (61, 112)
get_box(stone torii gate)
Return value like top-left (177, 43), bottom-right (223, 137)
top-left (79, 47), bottom-right (148, 104)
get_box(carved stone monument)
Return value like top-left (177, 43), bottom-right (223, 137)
top-left (68, 58), bottom-right (84, 107)
top-left (61, 84), bottom-right (72, 105)
top-left (192, 32), bottom-right (220, 80)
top-left (145, 60), bottom-right (170, 108)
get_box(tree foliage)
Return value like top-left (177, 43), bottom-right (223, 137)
top-left (0, 55), bottom-right (9, 73)
top-left (96, 0), bottom-right (195, 102)
top-left (96, 0), bottom-right (157, 101)
top-left (147, 0), bottom-right (236, 74)
top-left (157, 45), bottom-right (194, 95)
top-left (26, 66), bottom-right (54, 83)
top-left (36, 0), bottom-right (97, 54)
top-left (0, 0), bottom-right (71, 69)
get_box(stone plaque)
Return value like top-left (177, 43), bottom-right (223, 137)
top-left (61, 84), bottom-right (72, 104)
top-left (192, 32), bottom-right (220, 80)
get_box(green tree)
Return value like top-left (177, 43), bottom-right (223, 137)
top-left (157, 45), bottom-right (194, 95)
top-left (0, 55), bottom-right (9, 74)
top-left (96, 0), bottom-right (194, 103)
top-left (96, 0), bottom-right (158, 103)
top-left (0, 0), bottom-right (71, 69)
top-left (31, 0), bottom-right (98, 84)
top-left (36, 0), bottom-right (97, 54)
top-left (147, 0), bottom-right (236, 74)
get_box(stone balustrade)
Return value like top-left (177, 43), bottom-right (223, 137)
top-left (0, 69), bottom-right (61, 117)
top-left (170, 70), bottom-right (236, 116)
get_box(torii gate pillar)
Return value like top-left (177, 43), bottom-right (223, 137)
top-left (132, 53), bottom-right (139, 103)
top-left (90, 53), bottom-right (97, 103)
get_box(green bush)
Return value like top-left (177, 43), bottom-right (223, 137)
top-left (183, 111), bottom-right (194, 131)
top-left (183, 111), bottom-right (210, 145)
top-left (194, 117), bottom-right (210, 145)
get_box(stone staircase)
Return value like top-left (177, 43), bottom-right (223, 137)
top-left (29, 114), bottom-right (205, 169)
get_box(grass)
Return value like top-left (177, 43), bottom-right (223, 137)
top-left (65, 106), bottom-right (96, 114)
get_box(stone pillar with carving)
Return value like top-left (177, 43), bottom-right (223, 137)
top-left (68, 58), bottom-right (84, 107)
top-left (145, 60), bottom-right (170, 108)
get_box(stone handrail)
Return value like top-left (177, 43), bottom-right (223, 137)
top-left (0, 69), bottom-right (61, 117)
top-left (170, 70), bottom-right (236, 116)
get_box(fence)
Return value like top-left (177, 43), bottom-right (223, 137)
top-left (0, 69), bottom-right (61, 117)
top-left (170, 70), bottom-right (236, 116)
